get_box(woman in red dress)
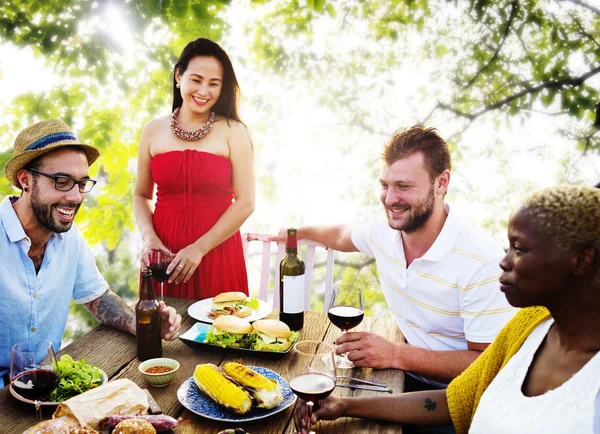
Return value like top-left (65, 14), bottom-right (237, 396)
top-left (133, 38), bottom-right (255, 299)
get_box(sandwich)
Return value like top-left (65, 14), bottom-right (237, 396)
top-left (205, 315), bottom-right (254, 348)
top-left (222, 362), bottom-right (283, 409)
top-left (209, 291), bottom-right (259, 319)
top-left (251, 319), bottom-right (300, 352)
top-left (193, 364), bottom-right (252, 415)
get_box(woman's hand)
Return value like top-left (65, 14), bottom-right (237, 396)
top-left (294, 396), bottom-right (347, 433)
top-left (166, 243), bottom-right (206, 284)
top-left (140, 235), bottom-right (171, 268)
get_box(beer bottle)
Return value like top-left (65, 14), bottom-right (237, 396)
top-left (136, 269), bottom-right (162, 361)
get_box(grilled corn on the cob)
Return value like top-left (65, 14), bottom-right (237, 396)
top-left (193, 364), bottom-right (252, 414)
top-left (223, 362), bottom-right (284, 409)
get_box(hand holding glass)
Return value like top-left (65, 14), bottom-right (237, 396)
top-left (10, 339), bottom-right (59, 420)
top-left (327, 286), bottom-right (365, 369)
top-left (148, 249), bottom-right (174, 300)
top-left (289, 341), bottom-right (336, 434)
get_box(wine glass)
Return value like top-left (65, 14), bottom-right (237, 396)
top-left (327, 286), bottom-right (365, 369)
top-left (289, 341), bottom-right (336, 434)
top-left (10, 339), bottom-right (59, 420)
top-left (148, 249), bottom-right (174, 301)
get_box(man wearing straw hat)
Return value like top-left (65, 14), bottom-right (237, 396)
top-left (0, 119), bottom-right (182, 387)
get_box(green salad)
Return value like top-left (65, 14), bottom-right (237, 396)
top-left (50, 354), bottom-right (103, 402)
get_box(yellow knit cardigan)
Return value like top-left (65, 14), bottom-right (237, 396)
top-left (446, 306), bottom-right (551, 434)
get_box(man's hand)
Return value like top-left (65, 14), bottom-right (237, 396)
top-left (268, 227), bottom-right (288, 243)
top-left (294, 396), bottom-right (347, 434)
top-left (336, 331), bottom-right (404, 369)
top-left (159, 301), bottom-right (181, 340)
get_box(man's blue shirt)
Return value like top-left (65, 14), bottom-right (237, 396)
top-left (0, 196), bottom-right (108, 368)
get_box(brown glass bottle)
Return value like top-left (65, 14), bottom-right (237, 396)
top-left (279, 228), bottom-right (306, 330)
top-left (136, 269), bottom-right (162, 361)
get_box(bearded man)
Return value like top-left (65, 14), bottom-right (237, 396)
top-left (273, 127), bottom-right (514, 427)
top-left (0, 119), bottom-right (182, 388)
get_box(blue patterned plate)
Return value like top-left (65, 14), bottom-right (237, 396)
top-left (177, 366), bottom-right (296, 422)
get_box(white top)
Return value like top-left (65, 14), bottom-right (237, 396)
top-left (470, 319), bottom-right (600, 433)
top-left (351, 205), bottom-right (516, 385)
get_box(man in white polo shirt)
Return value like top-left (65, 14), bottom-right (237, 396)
top-left (276, 126), bottom-right (515, 404)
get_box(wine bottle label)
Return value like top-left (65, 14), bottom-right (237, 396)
top-left (282, 275), bottom-right (305, 314)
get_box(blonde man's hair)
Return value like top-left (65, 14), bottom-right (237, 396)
top-left (381, 126), bottom-right (451, 181)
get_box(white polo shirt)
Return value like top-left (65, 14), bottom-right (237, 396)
top-left (352, 205), bottom-right (516, 385)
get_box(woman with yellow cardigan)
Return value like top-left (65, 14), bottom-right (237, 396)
top-left (295, 185), bottom-right (600, 434)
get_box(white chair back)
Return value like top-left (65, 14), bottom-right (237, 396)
top-left (242, 233), bottom-right (335, 313)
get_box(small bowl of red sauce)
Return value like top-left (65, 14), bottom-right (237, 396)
top-left (138, 358), bottom-right (180, 388)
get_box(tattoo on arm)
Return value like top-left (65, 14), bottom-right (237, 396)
top-left (86, 290), bottom-right (135, 335)
top-left (424, 398), bottom-right (437, 412)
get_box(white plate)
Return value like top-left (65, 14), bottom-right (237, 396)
top-left (177, 366), bottom-right (296, 422)
top-left (187, 297), bottom-right (272, 324)
top-left (9, 368), bottom-right (108, 406)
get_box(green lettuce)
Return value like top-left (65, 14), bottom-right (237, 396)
top-left (206, 330), bottom-right (240, 347)
top-left (50, 354), bottom-right (102, 402)
top-left (236, 297), bottom-right (260, 310)
top-left (252, 331), bottom-right (300, 352)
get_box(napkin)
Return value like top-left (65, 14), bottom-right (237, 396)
top-left (178, 322), bottom-right (210, 343)
top-left (53, 379), bottom-right (149, 430)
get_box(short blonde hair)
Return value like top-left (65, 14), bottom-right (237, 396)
top-left (520, 185), bottom-right (600, 284)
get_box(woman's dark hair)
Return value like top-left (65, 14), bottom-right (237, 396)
top-left (172, 38), bottom-right (241, 122)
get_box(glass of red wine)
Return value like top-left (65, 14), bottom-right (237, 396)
top-left (289, 341), bottom-right (336, 434)
top-left (327, 286), bottom-right (365, 369)
top-left (10, 339), bottom-right (59, 420)
top-left (148, 249), bottom-right (174, 301)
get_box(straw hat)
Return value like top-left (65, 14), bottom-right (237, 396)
top-left (5, 119), bottom-right (100, 188)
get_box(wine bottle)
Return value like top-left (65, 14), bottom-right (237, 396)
top-left (279, 228), bottom-right (306, 330)
top-left (136, 269), bottom-right (162, 361)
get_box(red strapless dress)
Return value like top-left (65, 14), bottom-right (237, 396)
top-left (150, 150), bottom-right (248, 299)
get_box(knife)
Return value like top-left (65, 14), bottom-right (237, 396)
top-left (336, 383), bottom-right (393, 393)
top-left (336, 375), bottom-right (387, 388)
top-left (144, 389), bottom-right (163, 414)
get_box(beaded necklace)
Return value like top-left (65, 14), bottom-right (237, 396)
top-left (170, 107), bottom-right (215, 141)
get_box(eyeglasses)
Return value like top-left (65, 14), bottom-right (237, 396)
top-left (27, 168), bottom-right (97, 193)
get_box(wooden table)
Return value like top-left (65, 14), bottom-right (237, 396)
top-left (0, 297), bottom-right (404, 433)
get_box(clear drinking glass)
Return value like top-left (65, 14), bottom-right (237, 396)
top-left (148, 249), bottom-right (174, 301)
top-left (10, 339), bottom-right (59, 420)
top-left (327, 286), bottom-right (365, 369)
top-left (289, 341), bottom-right (336, 434)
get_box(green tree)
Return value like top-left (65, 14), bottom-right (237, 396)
top-left (244, 0), bottom-right (600, 150)
top-left (0, 0), bottom-right (232, 337)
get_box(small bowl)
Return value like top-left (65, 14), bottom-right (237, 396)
top-left (138, 358), bottom-right (180, 387)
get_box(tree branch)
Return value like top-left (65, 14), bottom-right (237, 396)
top-left (560, 0), bottom-right (600, 16)
top-left (563, 4), bottom-right (600, 48)
top-left (464, 0), bottom-right (519, 88)
top-left (440, 64), bottom-right (600, 120)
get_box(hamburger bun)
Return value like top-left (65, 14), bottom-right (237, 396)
top-left (213, 315), bottom-right (253, 334)
top-left (212, 291), bottom-right (248, 304)
top-left (252, 319), bottom-right (292, 339)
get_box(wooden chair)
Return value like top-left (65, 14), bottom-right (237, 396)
top-left (242, 233), bottom-right (335, 313)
